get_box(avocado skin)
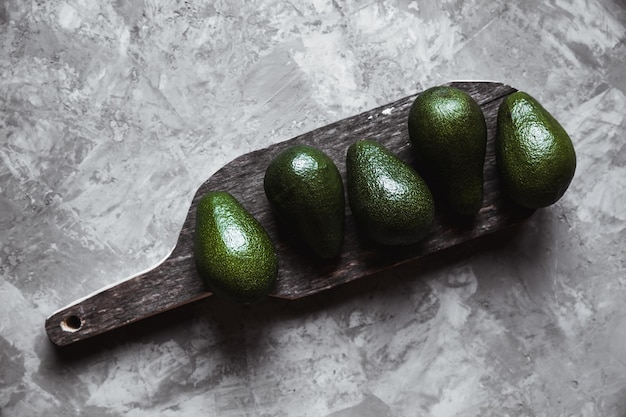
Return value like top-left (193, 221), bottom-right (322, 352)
top-left (408, 86), bottom-right (487, 215)
top-left (496, 91), bottom-right (576, 209)
top-left (194, 191), bottom-right (278, 303)
top-left (264, 144), bottom-right (345, 259)
top-left (346, 140), bottom-right (435, 245)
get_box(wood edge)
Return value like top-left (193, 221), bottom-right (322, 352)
top-left (269, 212), bottom-right (533, 300)
top-left (187, 82), bottom-right (515, 209)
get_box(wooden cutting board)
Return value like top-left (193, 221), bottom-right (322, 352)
top-left (45, 81), bottom-right (533, 346)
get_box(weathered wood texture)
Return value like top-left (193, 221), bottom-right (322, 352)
top-left (46, 82), bottom-right (533, 346)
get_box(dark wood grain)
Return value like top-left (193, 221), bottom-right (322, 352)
top-left (45, 81), bottom-right (533, 346)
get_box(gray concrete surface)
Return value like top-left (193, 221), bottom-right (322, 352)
top-left (1, 0), bottom-right (625, 415)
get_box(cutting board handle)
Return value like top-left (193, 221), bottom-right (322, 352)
top-left (45, 251), bottom-right (212, 346)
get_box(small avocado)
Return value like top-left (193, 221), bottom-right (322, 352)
top-left (496, 91), bottom-right (576, 209)
top-left (264, 144), bottom-right (345, 258)
top-left (408, 85), bottom-right (487, 215)
top-left (194, 191), bottom-right (277, 303)
top-left (346, 139), bottom-right (435, 245)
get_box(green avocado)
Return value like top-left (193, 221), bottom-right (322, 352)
top-left (264, 144), bottom-right (345, 259)
top-left (408, 85), bottom-right (487, 215)
top-left (194, 191), bottom-right (277, 303)
top-left (496, 91), bottom-right (576, 208)
top-left (346, 139), bottom-right (434, 245)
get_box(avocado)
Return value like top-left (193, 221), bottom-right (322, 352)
top-left (407, 85), bottom-right (487, 215)
top-left (495, 91), bottom-right (576, 208)
top-left (194, 191), bottom-right (278, 303)
top-left (346, 139), bottom-right (435, 245)
top-left (264, 144), bottom-right (345, 258)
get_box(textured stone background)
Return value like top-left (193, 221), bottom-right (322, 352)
top-left (1, 0), bottom-right (626, 416)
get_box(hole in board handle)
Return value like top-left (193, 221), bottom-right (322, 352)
top-left (60, 315), bottom-right (83, 333)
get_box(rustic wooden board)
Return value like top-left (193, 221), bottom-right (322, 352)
top-left (45, 81), bottom-right (533, 346)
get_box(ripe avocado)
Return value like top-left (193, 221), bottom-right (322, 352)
top-left (264, 144), bottom-right (345, 259)
top-left (407, 85), bottom-right (487, 215)
top-left (194, 191), bottom-right (278, 303)
top-left (346, 139), bottom-right (434, 245)
top-left (496, 91), bottom-right (576, 209)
